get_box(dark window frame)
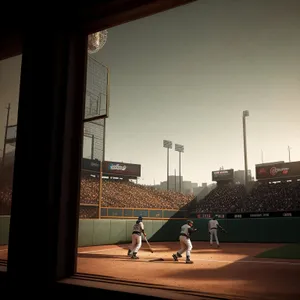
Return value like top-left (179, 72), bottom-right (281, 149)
top-left (0, 0), bottom-right (196, 296)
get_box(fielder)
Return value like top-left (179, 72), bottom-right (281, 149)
top-left (208, 215), bottom-right (226, 247)
top-left (172, 220), bottom-right (197, 264)
top-left (127, 216), bottom-right (146, 259)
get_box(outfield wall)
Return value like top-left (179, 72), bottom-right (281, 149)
top-left (1, 216), bottom-right (300, 246)
top-left (78, 217), bottom-right (300, 247)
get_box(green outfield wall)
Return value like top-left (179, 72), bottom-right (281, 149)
top-left (77, 217), bottom-right (300, 247)
top-left (1, 216), bottom-right (300, 246)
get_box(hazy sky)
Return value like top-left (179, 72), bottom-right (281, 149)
top-left (90, 0), bottom-right (300, 186)
top-left (1, 0), bottom-right (300, 187)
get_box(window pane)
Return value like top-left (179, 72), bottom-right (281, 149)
top-left (76, 2), bottom-right (300, 299)
top-left (0, 54), bottom-right (22, 263)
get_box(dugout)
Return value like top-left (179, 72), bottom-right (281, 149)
top-left (0, 0), bottom-right (196, 297)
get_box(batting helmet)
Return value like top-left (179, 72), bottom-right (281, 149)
top-left (187, 220), bottom-right (193, 225)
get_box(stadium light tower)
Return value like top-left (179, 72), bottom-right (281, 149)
top-left (175, 143), bottom-right (184, 193)
top-left (163, 140), bottom-right (172, 190)
top-left (288, 146), bottom-right (291, 162)
top-left (243, 110), bottom-right (249, 187)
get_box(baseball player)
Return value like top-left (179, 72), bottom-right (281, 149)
top-left (127, 216), bottom-right (146, 259)
top-left (208, 215), bottom-right (226, 247)
top-left (172, 220), bottom-right (197, 264)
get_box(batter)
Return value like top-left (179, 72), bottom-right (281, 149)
top-left (127, 216), bottom-right (146, 259)
top-left (172, 220), bottom-right (197, 264)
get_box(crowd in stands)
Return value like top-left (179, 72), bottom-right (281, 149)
top-left (244, 181), bottom-right (300, 212)
top-left (0, 186), bottom-right (12, 215)
top-left (1, 164), bottom-right (300, 217)
top-left (80, 175), bottom-right (194, 210)
top-left (196, 181), bottom-right (300, 213)
top-left (196, 184), bottom-right (246, 213)
top-left (80, 174), bottom-right (100, 204)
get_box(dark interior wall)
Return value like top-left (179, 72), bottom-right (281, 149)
top-left (0, 0), bottom-right (196, 61)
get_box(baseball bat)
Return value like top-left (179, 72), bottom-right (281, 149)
top-left (144, 236), bottom-right (154, 253)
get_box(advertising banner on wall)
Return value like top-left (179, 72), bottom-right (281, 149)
top-left (81, 158), bottom-right (101, 173)
top-left (102, 161), bottom-right (141, 177)
top-left (255, 161), bottom-right (300, 180)
top-left (195, 211), bottom-right (300, 219)
top-left (212, 169), bottom-right (234, 181)
top-left (226, 211), bottom-right (300, 218)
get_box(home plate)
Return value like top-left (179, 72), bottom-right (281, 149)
top-left (149, 258), bottom-right (164, 262)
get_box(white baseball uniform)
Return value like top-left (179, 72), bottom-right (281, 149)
top-left (177, 224), bottom-right (194, 257)
top-left (208, 219), bottom-right (219, 246)
top-left (129, 221), bottom-right (144, 254)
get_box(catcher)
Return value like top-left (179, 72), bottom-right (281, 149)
top-left (172, 220), bottom-right (197, 264)
top-left (208, 215), bottom-right (227, 248)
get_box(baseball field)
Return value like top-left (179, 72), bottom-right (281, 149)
top-left (1, 242), bottom-right (300, 298)
top-left (73, 241), bottom-right (300, 299)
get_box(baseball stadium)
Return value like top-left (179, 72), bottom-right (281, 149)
top-left (1, 2), bottom-right (300, 298)
top-left (1, 134), bottom-right (300, 299)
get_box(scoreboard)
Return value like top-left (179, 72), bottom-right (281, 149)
top-left (212, 169), bottom-right (234, 181)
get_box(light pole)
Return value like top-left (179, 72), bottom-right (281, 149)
top-left (174, 169), bottom-right (176, 192)
top-left (288, 146), bottom-right (291, 162)
top-left (163, 140), bottom-right (172, 190)
top-left (175, 143), bottom-right (184, 193)
top-left (98, 161), bottom-right (103, 219)
top-left (242, 110), bottom-right (249, 187)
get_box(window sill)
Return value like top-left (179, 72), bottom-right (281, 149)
top-left (58, 273), bottom-right (221, 299)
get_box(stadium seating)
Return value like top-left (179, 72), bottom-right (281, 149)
top-left (196, 181), bottom-right (300, 213)
top-left (1, 160), bottom-right (300, 217)
top-left (81, 177), bottom-right (194, 209)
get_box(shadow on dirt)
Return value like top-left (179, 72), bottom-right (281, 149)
top-left (78, 253), bottom-right (129, 259)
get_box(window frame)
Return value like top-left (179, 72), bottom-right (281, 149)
top-left (0, 0), bottom-right (196, 296)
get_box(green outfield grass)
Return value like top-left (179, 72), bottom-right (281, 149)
top-left (255, 244), bottom-right (300, 260)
